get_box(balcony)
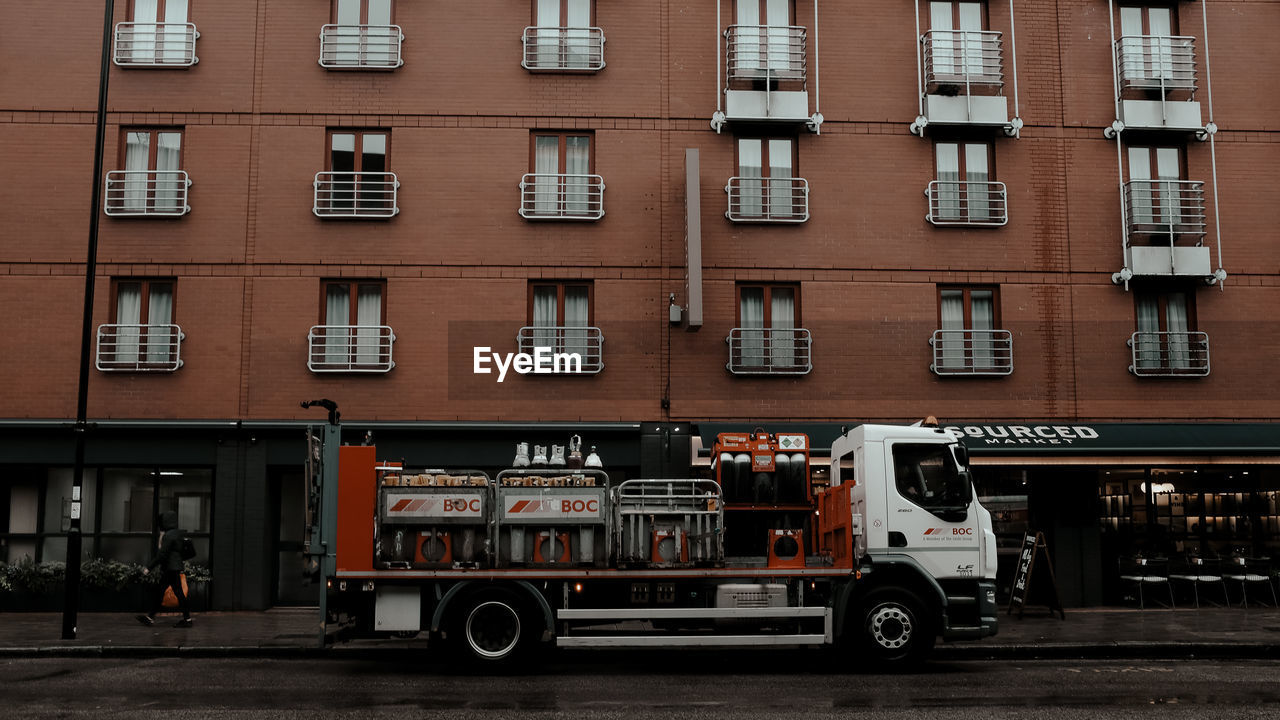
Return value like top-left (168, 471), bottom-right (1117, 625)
top-left (719, 25), bottom-right (813, 127)
top-left (518, 174), bottom-right (605, 220)
top-left (307, 325), bottom-right (396, 373)
top-left (516, 326), bottom-right (604, 374)
top-left (726, 176), bottom-right (809, 223)
top-left (314, 172), bottom-right (399, 218)
top-left (521, 26), bottom-right (605, 71)
top-left (1128, 331), bottom-right (1210, 377)
top-left (925, 181), bottom-right (1008, 227)
top-left (725, 328), bottom-right (812, 376)
top-left (1124, 180), bottom-right (1211, 277)
top-left (929, 329), bottom-right (1013, 377)
top-left (1114, 35), bottom-right (1202, 131)
top-left (916, 30), bottom-right (1011, 131)
top-left (319, 24), bottom-right (404, 69)
top-left (96, 324), bottom-right (184, 372)
top-left (113, 22), bottom-right (199, 67)
top-left (104, 170), bottom-right (191, 217)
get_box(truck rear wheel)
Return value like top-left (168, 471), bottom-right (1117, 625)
top-left (857, 587), bottom-right (934, 670)
top-left (460, 593), bottom-right (526, 662)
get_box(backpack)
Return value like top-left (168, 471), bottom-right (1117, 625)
top-left (180, 536), bottom-right (197, 561)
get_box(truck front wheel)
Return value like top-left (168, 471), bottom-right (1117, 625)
top-left (857, 587), bottom-right (934, 670)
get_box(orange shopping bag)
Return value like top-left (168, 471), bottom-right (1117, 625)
top-left (161, 573), bottom-right (189, 608)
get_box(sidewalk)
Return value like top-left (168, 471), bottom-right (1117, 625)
top-left (0, 606), bottom-right (1277, 660)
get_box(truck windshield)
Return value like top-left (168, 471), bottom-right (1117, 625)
top-left (892, 443), bottom-right (972, 520)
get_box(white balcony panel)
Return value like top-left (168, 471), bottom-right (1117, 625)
top-left (726, 176), bottom-right (808, 223)
top-left (104, 170), bottom-right (191, 217)
top-left (1118, 99), bottom-right (1204, 132)
top-left (516, 326), bottom-right (605, 375)
top-left (723, 90), bottom-right (811, 124)
top-left (96, 324), bottom-right (184, 372)
top-left (923, 30), bottom-right (1004, 90)
top-left (930, 330), bottom-right (1013, 377)
top-left (314, 172), bottom-right (399, 218)
top-left (308, 325), bottom-right (396, 373)
top-left (519, 174), bottom-right (605, 220)
top-left (521, 26), bottom-right (605, 71)
top-left (926, 181), bottom-right (1007, 227)
top-left (1130, 246), bottom-right (1212, 278)
top-left (726, 328), bottom-right (812, 376)
top-left (319, 24), bottom-right (404, 69)
top-left (1129, 331), bottom-right (1210, 377)
top-left (113, 23), bottom-right (199, 67)
top-left (922, 94), bottom-right (1009, 127)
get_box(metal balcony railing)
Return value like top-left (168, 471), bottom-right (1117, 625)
top-left (1124, 180), bottom-right (1206, 240)
top-left (519, 174), bottom-right (605, 220)
top-left (113, 22), bottom-right (199, 67)
top-left (314, 172), bottom-right (399, 218)
top-left (922, 30), bottom-right (1004, 91)
top-left (726, 25), bottom-right (807, 83)
top-left (1116, 35), bottom-right (1197, 95)
top-left (926, 180), bottom-right (1008, 227)
top-left (516, 326), bottom-right (605, 374)
top-left (319, 24), bottom-right (404, 69)
top-left (104, 170), bottom-right (191, 217)
top-left (96, 324), bottom-right (184, 372)
top-left (1129, 331), bottom-right (1210, 377)
top-left (307, 325), bottom-right (396, 373)
top-left (725, 176), bottom-right (809, 223)
top-left (521, 26), bottom-right (605, 71)
top-left (930, 329), bottom-right (1013, 376)
top-left (726, 328), bottom-right (812, 375)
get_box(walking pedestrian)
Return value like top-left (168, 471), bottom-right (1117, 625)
top-left (135, 510), bottom-right (192, 628)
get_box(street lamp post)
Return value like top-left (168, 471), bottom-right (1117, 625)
top-left (63, 0), bottom-right (116, 640)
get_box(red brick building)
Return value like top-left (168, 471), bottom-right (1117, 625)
top-left (1, 1), bottom-right (1277, 608)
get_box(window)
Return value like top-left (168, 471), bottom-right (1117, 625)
top-left (931, 140), bottom-right (1000, 225)
top-left (731, 0), bottom-right (797, 82)
top-left (526, 0), bottom-right (601, 71)
top-left (522, 132), bottom-right (602, 219)
top-left (523, 282), bottom-right (602, 372)
top-left (730, 137), bottom-right (805, 222)
top-left (1133, 288), bottom-right (1204, 374)
top-left (1119, 5), bottom-right (1178, 88)
top-left (102, 278), bottom-right (179, 369)
top-left (892, 443), bottom-right (971, 521)
top-left (936, 286), bottom-right (1010, 374)
top-left (107, 128), bottom-right (186, 216)
top-left (119, 0), bottom-right (194, 66)
top-left (733, 284), bottom-right (807, 372)
top-left (317, 280), bottom-right (388, 369)
top-left (929, 1), bottom-right (987, 80)
top-left (323, 0), bottom-right (400, 69)
top-left (315, 130), bottom-right (397, 217)
top-left (1126, 146), bottom-right (1184, 230)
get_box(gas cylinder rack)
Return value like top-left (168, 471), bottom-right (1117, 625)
top-left (494, 468), bottom-right (611, 567)
top-left (712, 432), bottom-right (814, 560)
top-left (375, 466), bottom-right (491, 568)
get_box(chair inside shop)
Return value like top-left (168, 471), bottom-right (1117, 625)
top-left (1169, 555), bottom-right (1227, 608)
top-left (1223, 557), bottom-right (1278, 608)
top-left (1118, 556), bottom-right (1175, 609)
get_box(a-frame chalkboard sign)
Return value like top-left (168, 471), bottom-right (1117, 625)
top-left (1007, 530), bottom-right (1065, 619)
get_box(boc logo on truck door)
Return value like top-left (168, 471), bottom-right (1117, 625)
top-left (922, 527), bottom-right (975, 542)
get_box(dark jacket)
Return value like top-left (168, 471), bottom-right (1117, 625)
top-left (149, 511), bottom-right (185, 573)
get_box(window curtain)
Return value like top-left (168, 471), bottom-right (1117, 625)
top-left (939, 289), bottom-right (965, 370)
top-left (116, 284), bottom-right (142, 364)
top-left (124, 132), bottom-right (150, 212)
top-left (1165, 292), bottom-right (1190, 369)
top-left (768, 139), bottom-right (792, 219)
top-left (146, 284), bottom-right (173, 363)
top-left (334, 0), bottom-right (360, 66)
top-left (565, 136), bottom-right (590, 215)
top-left (1127, 147), bottom-right (1154, 225)
top-left (958, 2), bottom-right (984, 78)
top-left (535, 0), bottom-right (560, 68)
top-left (325, 286), bottom-right (350, 365)
top-left (1147, 8), bottom-right (1174, 82)
top-left (735, 3), bottom-right (762, 75)
top-left (1135, 294), bottom-right (1161, 369)
top-left (764, 0), bottom-right (790, 73)
top-left (935, 143), bottom-right (961, 221)
top-left (563, 286), bottom-right (590, 363)
top-left (965, 143), bottom-right (989, 221)
top-left (770, 287), bottom-right (796, 368)
top-left (160, 0), bottom-right (188, 64)
top-left (1155, 148), bottom-right (1181, 228)
top-left (930, 2), bottom-right (956, 78)
top-left (564, 0), bottom-right (591, 69)
top-left (738, 139), bottom-right (763, 218)
top-left (366, 0), bottom-right (394, 67)
top-left (532, 286), bottom-right (558, 354)
top-left (970, 290), bottom-right (994, 369)
top-left (155, 132), bottom-right (182, 212)
top-left (739, 288), bottom-right (765, 368)
top-left (533, 136), bottom-right (559, 214)
top-left (132, 0), bottom-right (158, 62)
top-left (355, 285), bottom-right (382, 365)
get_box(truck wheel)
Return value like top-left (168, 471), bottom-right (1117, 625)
top-left (456, 590), bottom-right (528, 663)
top-left (857, 588), bottom-right (934, 670)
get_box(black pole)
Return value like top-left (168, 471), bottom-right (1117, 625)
top-left (62, 0), bottom-right (115, 640)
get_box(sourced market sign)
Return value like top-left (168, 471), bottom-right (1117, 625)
top-left (946, 423), bottom-right (1280, 456)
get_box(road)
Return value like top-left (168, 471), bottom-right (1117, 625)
top-left (3, 654), bottom-right (1278, 719)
